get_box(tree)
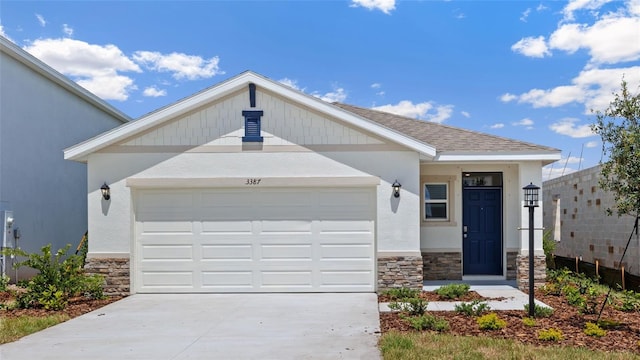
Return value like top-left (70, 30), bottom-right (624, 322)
top-left (591, 79), bottom-right (640, 217)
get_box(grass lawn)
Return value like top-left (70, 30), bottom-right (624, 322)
top-left (379, 331), bottom-right (640, 360)
top-left (0, 314), bottom-right (69, 344)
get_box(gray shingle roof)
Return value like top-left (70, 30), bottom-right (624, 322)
top-left (334, 103), bottom-right (559, 153)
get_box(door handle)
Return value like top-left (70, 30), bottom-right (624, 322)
top-left (463, 225), bottom-right (468, 233)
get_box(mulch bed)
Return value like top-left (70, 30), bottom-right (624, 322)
top-left (1, 293), bottom-right (124, 319)
top-left (380, 291), bottom-right (640, 354)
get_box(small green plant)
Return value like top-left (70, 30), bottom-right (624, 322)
top-left (81, 274), bottom-right (105, 300)
top-left (615, 289), bottom-right (640, 312)
top-left (0, 274), bottom-right (9, 291)
top-left (522, 317), bottom-right (536, 327)
top-left (435, 283), bottom-right (470, 299)
top-left (389, 297), bottom-right (429, 316)
top-left (38, 284), bottom-right (67, 311)
top-left (454, 300), bottom-right (490, 317)
top-left (584, 322), bottom-right (606, 337)
top-left (538, 328), bottom-right (564, 342)
top-left (403, 314), bottom-right (450, 332)
top-left (477, 313), bottom-right (506, 330)
top-left (597, 319), bottom-right (622, 329)
top-left (382, 287), bottom-right (420, 301)
top-left (523, 303), bottom-right (554, 318)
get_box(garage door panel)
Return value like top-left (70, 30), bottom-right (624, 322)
top-left (261, 271), bottom-right (313, 287)
top-left (141, 245), bottom-right (193, 260)
top-left (260, 244), bottom-right (312, 259)
top-left (201, 271), bottom-right (253, 288)
top-left (201, 220), bottom-right (252, 234)
top-left (135, 187), bottom-right (375, 293)
top-left (321, 271), bottom-right (373, 286)
top-left (320, 244), bottom-right (372, 259)
top-left (140, 271), bottom-right (193, 287)
top-left (201, 244), bottom-right (252, 260)
top-left (260, 220), bottom-right (312, 233)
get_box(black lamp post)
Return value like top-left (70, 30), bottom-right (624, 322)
top-left (523, 182), bottom-right (540, 317)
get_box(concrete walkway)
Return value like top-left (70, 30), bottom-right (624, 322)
top-left (380, 285), bottom-right (551, 312)
top-left (1, 293), bottom-right (381, 360)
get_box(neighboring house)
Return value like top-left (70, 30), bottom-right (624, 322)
top-left (64, 71), bottom-right (560, 295)
top-left (543, 165), bottom-right (640, 276)
top-left (0, 36), bottom-right (129, 279)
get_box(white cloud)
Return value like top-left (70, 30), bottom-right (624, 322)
top-left (520, 8), bottom-right (531, 22)
top-left (512, 118), bottom-right (534, 127)
top-left (500, 93), bottom-right (518, 102)
top-left (550, 17), bottom-right (640, 65)
top-left (373, 100), bottom-right (454, 123)
top-left (279, 78), bottom-right (303, 91)
top-left (537, 3), bottom-right (548, 11)
top-left (36, 14), bottom-right (46, 27)
top-left (563, 156), bottom-right (584, 164)
top-left (143, 86), bottom-right (167, 97)
top-left (371, 83), bottom-right (381, 89)
top-left (23, 38), bottom-right (141, 100)
top-left (562, 0), bottom-right (614, 21)
top-left (0, 24), bottom-right (10, 40)
top-left (133, 51), bottom-right (222, 80)
top-left (549, 118), bottom-right (595, 138)
top-left (461, 111), bottom-right (470, 118)
top-left (585, 140), bottom-right (599, 148)
top-left (509, 66), bottom-right (640, 112)
top-left (62, 24), bottom-right (73, 37)
top-left (490, 123), bottom-right (505, 129)
top-left (350, 0), bottom-right (395, 14)
top-left (315, 88), bottom-right (347, 103)
top-left (511, 36), bottom-right (551, 58)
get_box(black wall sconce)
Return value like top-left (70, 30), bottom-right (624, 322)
top-left (100, 182), bottom-right (111, 200)
top-left (392, 180), bottom-right (402, 198)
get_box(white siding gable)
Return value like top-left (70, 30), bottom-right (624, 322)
top-left (119, 89), bottom-right (385, 148)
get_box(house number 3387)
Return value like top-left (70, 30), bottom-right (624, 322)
top-left (245, 178), bottom-right (261, 185)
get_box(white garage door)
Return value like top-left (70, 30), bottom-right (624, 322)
top-left (134, 188), bottom-right (375, 293)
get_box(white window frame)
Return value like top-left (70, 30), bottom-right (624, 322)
top-left (424, 182), bottom-right (449, 221)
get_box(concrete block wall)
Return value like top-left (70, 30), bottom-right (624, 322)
top-left (543, 165), bottom-right (639, 276)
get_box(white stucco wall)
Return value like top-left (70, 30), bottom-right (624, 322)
top-left (419, 162), bottom-right (544, 261)
top-left (518, 161), bottom-right (544, 256)
top-left (0, 50), bottom-right (124, 257)
top-left (86, 150), bottom-right (421, 257)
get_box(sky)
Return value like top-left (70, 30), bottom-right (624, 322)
top-left (1, 0), bottom-right (639, 181)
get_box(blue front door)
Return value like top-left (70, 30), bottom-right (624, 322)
top-left (463, 188), bottom-right (502, 275)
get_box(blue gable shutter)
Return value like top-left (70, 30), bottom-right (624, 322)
top-left (242, 110), bottom-right (264, 142)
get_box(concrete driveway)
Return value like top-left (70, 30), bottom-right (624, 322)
top-left (0, 293), bottom-right (381, 360)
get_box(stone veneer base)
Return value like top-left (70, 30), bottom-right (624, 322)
top-left (85, 257), bottom-right (130, 296)
top-left (506, 251), bottom-right (518, 280)
top-left (516, 254), bottom-right (546, 291)
top-left (421, 252), bottom-right (462, 280)
top-left (377, 256), bottom-right (423, 290)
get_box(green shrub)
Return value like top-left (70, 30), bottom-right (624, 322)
top-left (454, 300), bottom-right (490, 317)
top-left (0, 274), bottom-right (9, 291)
top-left (38, 284), bottom-right (67, 310)
top-left (81, 274), bottom-right (105, 300)
top-left (404, 314), bottom-right (450, 332)
top-left (543, 229), bottom-right (555, 269)
top-left (389, 297), bottom-right (429, 316)
top-left (538, 328), bottom-right (563, 341)
top-left (597, 319), bottom-right (622, 329)
top-left (1, 244), bottom-right (97, 310)
top-left (523, 303), bottom-right (554, 318)
top-left (477, 313), bottom-right (506, 330)
top-left (382, 287), bottom-right (420, 301)
top-left (615, 289), bottom-right (640, 312)
top-left (435, 283), bottom-right (470, 299)
top-left (584, 322), bottom-right (606, 337)
top-left (522, 317), bottom-right (536, 327)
